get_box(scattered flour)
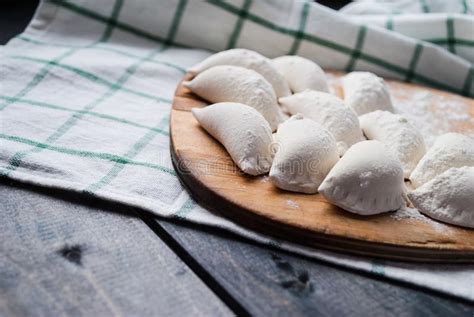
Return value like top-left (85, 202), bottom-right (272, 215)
top-left (391, 206), bottom-right (448, 233)
top-left (286, 199), bottom-right (299, 209)
top-left (391, 90), bottom-right (474, 147)
top-left (326, 74), bottom-right (474, 148)
top-left (260, 175), bottom-right (270, 183)
top-left (391, 206), bottom-right (427, 221)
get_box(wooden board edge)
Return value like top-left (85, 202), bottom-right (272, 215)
top-left (169, 128), bottom-right (474, 263)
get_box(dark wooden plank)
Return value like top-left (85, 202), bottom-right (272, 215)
top-left (155, 219), bottom-right (474, 317)
top-left (2, 180), bottom-right (473, 316)
top-left (0, 180), bottom-right (232, 317)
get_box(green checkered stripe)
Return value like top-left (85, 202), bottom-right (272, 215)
top-left (203, 0), bottom-right (472, 95)
top-left (1, 0), bottom-right (473, 220)
top-left (0, 0), bottom-right (196, 217)
top-left (30, 0), bottom-right (473, 96)
top-left (417, 0), bottom-right (472, 14)
top-left (359, 0), bottom-right (472, 15)
top-left (380, 14), bottom-right (474, 63)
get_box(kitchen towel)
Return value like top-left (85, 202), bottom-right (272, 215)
top-left (342, 0), bottom-right (474, 63)
top-left (1, 0), bottom-right (473, 301)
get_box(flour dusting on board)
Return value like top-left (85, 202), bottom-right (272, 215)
top-left (327, 73), bottom-right (474, 147)
top-left (286, 199), bottom-right (299, 209)
top-left (391, 206), bottom-right (448, 233)
top-left (391, 206), bottom-right (426, 221)
top-left (391, 89), bottom-right (474, 146)
top-left (260, 175), bottom-right (270, 183)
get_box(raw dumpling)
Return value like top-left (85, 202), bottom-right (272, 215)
top-left (318, 140), bottom-right (406, 215)
top-left (188, 49), bottom-right (291, 98)
top-left (342, 72), bottom-right (394, 115)
top-left (408, 167), bottom-right (474, 229)
top-left (272, 56), bottom-right (329, 93)
top-left (279, 90), bottom-right (364, 155)
top-left (184, 65), bottom-right (285, 131)
top-left (192, 102), bottom-right (273, 176)
top-left (269, 115), bottom-right (339, 194)
top-left (409, 133), bottom-right (474, 188)
top-left (359, 110), bottom-right (426, 178)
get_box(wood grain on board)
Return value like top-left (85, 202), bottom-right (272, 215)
top-left (170, 72), bottom-right (474, 263)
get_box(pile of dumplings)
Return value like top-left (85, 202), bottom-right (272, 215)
top-left (185, 49), bottom-right (474, 229)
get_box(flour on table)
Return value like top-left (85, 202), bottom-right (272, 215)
top-left (327, 75), bottom-right (473, 147)
top-left (391, 90), bottom-right (474, 147)
top-left (391, 206), bottom-right (426, 221)
top-left (286, 199), bottom-right (299, 209)
top-left (260, 175), bottom-right (270, 183)
top-left (391, 206), bottom-right (448, 233)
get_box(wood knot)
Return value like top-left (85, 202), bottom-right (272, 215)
top-left (58, 244), bottom-right (83, 266)
top-left (271, 253), bottom-right (314, 296)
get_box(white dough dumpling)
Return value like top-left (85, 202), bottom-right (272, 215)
top-left (409, 133), bottom-right (474, 188)
top-left (184, 65), bottom-right (285, 131)
top-left (318, 140), bottom-right (406, 215)
top-left (272, 56), bottom-right (329, 93)
top-left (279, 90), bottom-right (364, 155)
top-left (343, 72), bottom-right (394, 115)
top-left (192, 102), bottom-right (273, 176)
top-left (188, 49), bottom-right (291, 98)
top-left (269, 115), bottom-right (339, 194)
top-left (408, 167), bottom-right (474, 229)
top-left (359, 110), bottom-right (426, 178)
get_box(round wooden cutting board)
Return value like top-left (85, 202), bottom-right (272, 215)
top-left (170, 71), bottom-right (474, 263)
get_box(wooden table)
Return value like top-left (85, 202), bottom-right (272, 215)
top-left (3, 180), bottom-right (474, 316)
top-left (1, 2), bottom-right (473, 316)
